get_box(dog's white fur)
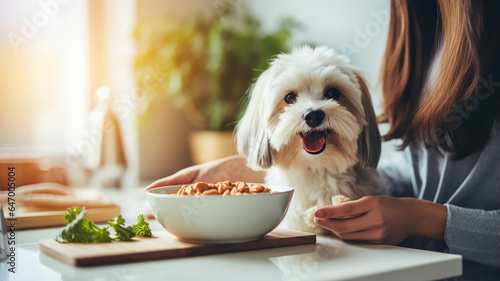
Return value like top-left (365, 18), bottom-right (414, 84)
top-left (236, 46), bottom-right (385, 234)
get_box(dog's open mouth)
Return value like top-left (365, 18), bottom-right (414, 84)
top-left (299, 130), bottom-right (332, 154)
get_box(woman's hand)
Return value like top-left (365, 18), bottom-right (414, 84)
top-left (314, 196), bottom-right (448, 245)
top-left (145, 155), bottom-right (265, 191)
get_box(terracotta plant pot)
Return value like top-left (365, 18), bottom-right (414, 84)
top-left (189, 131), bottom-right (236, 165)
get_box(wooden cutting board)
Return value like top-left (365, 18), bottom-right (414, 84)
top-left (3, 204), bottom-right (121, 229)
top-left (40, 228), bottom-right (316, 267)
top-left (3, 187), bottom-right (121, 229)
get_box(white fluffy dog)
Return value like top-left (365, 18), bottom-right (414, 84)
top-left (236, 46), bottom-right (385, 234)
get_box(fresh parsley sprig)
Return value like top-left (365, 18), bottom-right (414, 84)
top-left (56, 207), bottom-right (112, 243)
top-left (133, 214), bottom-right (153, 238)
top-left (56, 207), bottom-right (153, 243)
top-left (108, 214), bottom-right (135, 241)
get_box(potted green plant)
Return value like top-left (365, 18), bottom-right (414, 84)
top-left (134, 11), bottom-right (296, 164)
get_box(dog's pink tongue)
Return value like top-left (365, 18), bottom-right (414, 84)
top-left (302, 131), bottom-right (326, 153)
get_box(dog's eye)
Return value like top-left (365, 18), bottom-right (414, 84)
top-left (324, 88), bottom-right (341, 100)
top-left (284, 92), bottom-right (297, 104)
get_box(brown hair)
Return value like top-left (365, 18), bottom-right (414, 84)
top-left (380, 0), bottom-right (500, 159)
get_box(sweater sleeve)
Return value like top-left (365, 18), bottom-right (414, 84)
top-left (377, 149), bottom-right (416, 198)
top-left (444, 204), bottom-right (500, 268)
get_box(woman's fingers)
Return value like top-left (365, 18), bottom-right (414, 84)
top-left (315, 196), bottom-right (375, 219)
top-left (316, 211), bottom-right (379, 235)
top-left (145, 168), bottom-right (199, 191)
top-left (145, 178), bottom-right (172, 191)
top-left (338, 229), bottom-right (385, 243)
top-left (315, 196), bottom-right (420, 245)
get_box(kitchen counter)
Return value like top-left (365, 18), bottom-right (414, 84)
top-left (2, 188), bottom-right (462, 281)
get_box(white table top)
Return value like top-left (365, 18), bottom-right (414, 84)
top-left (1, 188), bottom-right (462, 281)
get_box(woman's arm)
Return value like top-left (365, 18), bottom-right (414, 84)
top-left (444, 205), bottom-right (500, 268)
top-left (146, 155), bottom-right (265, 190)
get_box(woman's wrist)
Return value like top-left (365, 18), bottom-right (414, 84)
top-left (409, 198), bottom-right (448, 241)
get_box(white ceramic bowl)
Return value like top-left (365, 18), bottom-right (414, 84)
top-left (147, 184), bottom-right (293, 244)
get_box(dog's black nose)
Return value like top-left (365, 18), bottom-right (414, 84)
top-left (304, 110), bottom-right (325, 128)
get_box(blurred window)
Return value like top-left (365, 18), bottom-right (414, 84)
top-left (0, 0), bottom-right (89, 156)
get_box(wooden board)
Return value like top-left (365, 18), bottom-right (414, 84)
top-left (3, 187), bottom-right (121, 229)
top-left (3, 204), bottom-right (121, 229)
top-left (40, 228), bottom-right (316, 267)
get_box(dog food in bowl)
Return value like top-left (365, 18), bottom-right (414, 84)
top-left (174, 181), bottom-right (273, 196)
top-left (148, 184), bottom-right (293, 243)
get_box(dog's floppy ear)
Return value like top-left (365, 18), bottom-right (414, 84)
top-left (236, 70), bottom-right (272, 170)
top-left (353, 71), bottom-right (381, 168)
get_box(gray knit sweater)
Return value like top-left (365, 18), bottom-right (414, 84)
top-left (379, 119), bottom-right (500, 279)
